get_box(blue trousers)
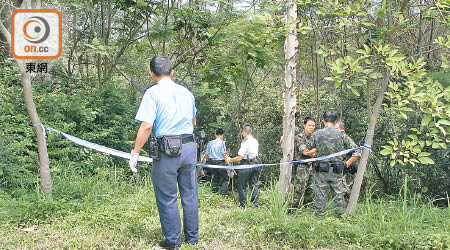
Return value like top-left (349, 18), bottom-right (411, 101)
top-left (206, 160), bottom-right (228, 194)
top-left (151, 141), bottom-right (198, 245)
top-left (237, 168), bottom-right (259, 207)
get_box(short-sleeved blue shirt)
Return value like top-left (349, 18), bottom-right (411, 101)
top-left (205, 138), bottom-right (226, 160)
top-left (135, 78), bottom-right (196, 137)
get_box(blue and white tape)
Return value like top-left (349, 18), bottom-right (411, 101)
top-left (197, 145), bottom-right (370, 170)
top-left (46, 126), bottom-right (152, 163)
top-left (45, 126), bottom-right (371, 169)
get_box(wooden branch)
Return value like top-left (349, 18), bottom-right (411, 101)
top-left (171, 14), bottom-right (229, 70)
top-left (0, 19), bottom-right (11, 45)
top-left (0, 19), bottom-right (25, 73)
top-left (433, 0), bottom-right (450, 32)
top-left (110, 61), bottom-right (145, 94)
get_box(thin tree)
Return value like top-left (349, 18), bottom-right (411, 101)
top-left (0, 0), bottom-right (52, 199)
top-left (279, 0), bottom-right (298, 195)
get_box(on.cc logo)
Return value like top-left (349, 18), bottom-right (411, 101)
top-left (23, 16), bottom-right (50, 44)
top-left (11, 9), bottom-right (62, 60)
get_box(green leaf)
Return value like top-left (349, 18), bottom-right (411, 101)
top-left (356, 49), bottom-right (366, 55)
top-left (432, 142), bottom-right (441, 149)
top-left (400, 112), bottom-right (408, 120)
top-left (390, 54), bottom-right (405, 62)
top-left (363, 44), bottom-right (371, 54)
top-left (350, 86), bottom-right (360, 96)
top-left (418, 152), bottom-right (431, 157)
top-left (368, 72), bottom-right (383, 79)
top-left (412, 145), bottom-right (422, 153)
top-left (421, 116), bottom-right (431, 127)
top-left (437, 119), bottom-right (450, 126)
top-left (407, 134), bottom-right (418, 141)
top-left (314, 49), bottom-right (324, 55)
top-left (380, 149), bottom-right (391, 156)
top-left (441, 56), bottom-right (449, 69)
top-left (418, 157), bottom-right (435, 165)
top-left (248, 51), bottom-right (257, 57)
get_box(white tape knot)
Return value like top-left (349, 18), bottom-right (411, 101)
top-left (32, 123), bottom-right (46, 137)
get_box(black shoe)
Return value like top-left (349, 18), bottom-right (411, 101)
top-left (159, 240), bottom-right (180, 250)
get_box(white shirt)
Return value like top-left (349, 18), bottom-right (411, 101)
top-left (238, 135), bottom-right (259, 160)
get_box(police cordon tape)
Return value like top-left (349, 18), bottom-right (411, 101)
top-left (197, 145), bottom-right (371, 170)
top-left (46, 126), bottom-right (153, 163)
top-left (45, 126), bottom-right (371, 169)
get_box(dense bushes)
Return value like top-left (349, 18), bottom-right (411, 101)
top-left (0, 59), bottom-right (147, 194)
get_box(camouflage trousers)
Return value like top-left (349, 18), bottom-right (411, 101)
top-left (312, 170), bottom-right (346, 215)
top-left (344, 173), bottom-right (356, 203)
top-left (292, 164), bottom-right (312, 207)
top-left (344, 173), bottom-right (356, 194)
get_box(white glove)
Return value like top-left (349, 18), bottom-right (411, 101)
top-left (129, 150), bottom-right (139, 173)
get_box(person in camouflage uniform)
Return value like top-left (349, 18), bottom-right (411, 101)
top-left (335, 121), bottom-right (361, 203)
top-left (306, 110), bottom-right (360, 215)
top-left (292, 116), bottom-right (316, 208)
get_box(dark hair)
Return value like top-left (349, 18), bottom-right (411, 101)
top-left (303, 116), bottom-right (316, 125)
top-left (150, 56), bottom-right (172, 77)
top-left (242, 123), bottom-right (252, 134)
top-left (216, 128), bottom-right (224, 135)
top-left (323, 110), bottom-right (338, 123)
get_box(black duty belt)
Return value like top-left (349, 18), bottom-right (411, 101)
top-left (241, 158), bottom-right (259, 165)
top-left (206, 159), bottom-right (225, 165)
top-left (181, 134), bottom-right (195, 144)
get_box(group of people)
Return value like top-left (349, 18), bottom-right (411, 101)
top-left (201, 124), bottom-right (261, 208)
top-left (201, 110), bottom-right (361, 216)
top-left (292, 111), bottom-right (361, 216)
top-left (127, 56), bottom-right (361, 249)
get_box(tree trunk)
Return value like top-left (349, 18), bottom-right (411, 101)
top-left (22, 74), bottom-right (53, 199)
top-left (279, 0), bottom-right (298, 195)
top-left (0, 13), bottom-right (52, 200)
top-left (346, 69), bottom-right (389, 214)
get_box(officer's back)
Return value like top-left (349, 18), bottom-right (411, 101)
top-left (141, 79), bottom-right (195, 137)
top-left (129, 56), bottom-right (198, 250)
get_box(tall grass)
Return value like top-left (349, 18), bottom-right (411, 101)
top-left (0, 170), bottom-right (449, 249)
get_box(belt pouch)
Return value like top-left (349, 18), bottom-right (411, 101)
top-left (162, 135), bottom-right (182, 157)
top-left (332, 162), bottom-right (345, 174)
top-left (318, 161), bottom-right (330, 172)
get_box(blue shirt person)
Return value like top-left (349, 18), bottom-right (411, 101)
top-left (205, 136), bottom-right (226, 161)
top-left (135, 78), bottom-right (196, 138)
top-left (203, 128), bottom-right (229, 195)
top-left (128, 56), bottom-right (198, 250)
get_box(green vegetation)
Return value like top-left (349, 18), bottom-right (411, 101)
top-left (1, 0), bottom-right (449, 248)
top-left (1, 172), bottom-right (449, 249)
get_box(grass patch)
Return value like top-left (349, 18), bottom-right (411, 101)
top-left (0, 172), bottom-right (449, 249)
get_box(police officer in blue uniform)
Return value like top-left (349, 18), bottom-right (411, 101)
top-left (204, 128), bottom-right (228, 195)
top-left (128, 56), bottom-right (198, 250)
